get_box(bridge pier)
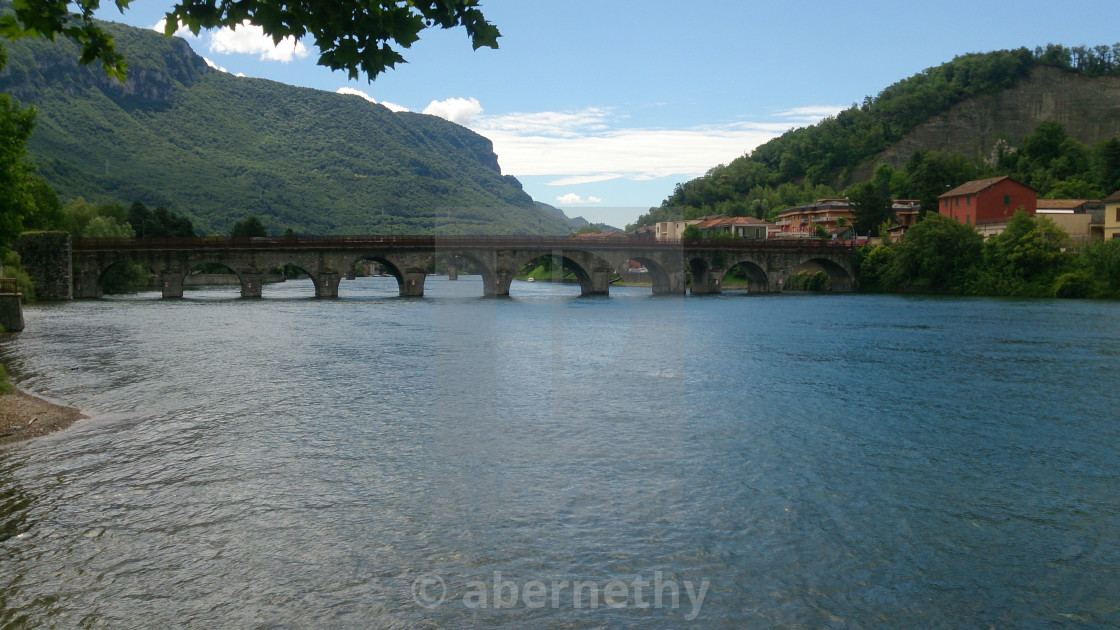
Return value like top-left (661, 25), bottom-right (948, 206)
top-left (74, 271), bottom-right (102, 299)
top-left (588, 270), bottom-right (611, 295)
top-left (484, 270), bottom-right (514, 297)
top-left (161, 273), bottom-right (184, 298)
top-left (690, 272), bottom-right (722, 295)
top-left (399, 272), bottom-right (426, 297)
top-left (447, 265), bottom-right (458, 281)
top-left (240, 273), bottom-right (263, 298)
top-left (316, 272), bottom-right (340, 298)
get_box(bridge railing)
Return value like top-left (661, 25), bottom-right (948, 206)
top-left (72, 235), bottom-right (862, 252)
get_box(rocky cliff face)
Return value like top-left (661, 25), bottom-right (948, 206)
top-left (873, 66), bottom-right (1120, 170)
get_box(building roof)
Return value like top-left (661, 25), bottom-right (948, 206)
top-left (1104, 189), bottom-right (1120, 203)
top-left (571, 231), bottom-right (627, 239)
top-left (696, 216), bottom-right (770, 228)
top-left (1038, 198), bottom-right (1090, 210)
top-left (939, 176), bottom-right (1034, 198)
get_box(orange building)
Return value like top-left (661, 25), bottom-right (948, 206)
top-left (938, 176), bottom-right (1036, 227)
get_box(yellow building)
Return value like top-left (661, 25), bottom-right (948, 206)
top-left (1105, 190), bottom-right (1120, 240)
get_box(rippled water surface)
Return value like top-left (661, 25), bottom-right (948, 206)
top-left (2, 277), bottom-right (1119, 628)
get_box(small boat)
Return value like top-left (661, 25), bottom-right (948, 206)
top-left (526, 277), bottom-right (536, 282)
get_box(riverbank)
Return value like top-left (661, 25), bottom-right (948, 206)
top-left (0, 389), bottom-right (85, 446)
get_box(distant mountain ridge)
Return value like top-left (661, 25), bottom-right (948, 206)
top-left (0, 20), bottom-right (574, 236)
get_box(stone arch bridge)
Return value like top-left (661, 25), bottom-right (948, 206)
top-left (67, 236), bottom-right (856, 298)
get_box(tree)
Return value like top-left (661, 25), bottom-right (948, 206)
top-left (0, 0), bottom-right (500, 82)
top-left (0, 93), bottom-right (37, 249)
top-left (128, 201), bottom-right (195, 238)
top-left (846, 164), bottom-right (896, 236)
top-left (888, 212), bottom-right (983, 292)
top-left (231, 215), bottom-right (267, 238)
top-left (682, 224), bottom-right (701, 241)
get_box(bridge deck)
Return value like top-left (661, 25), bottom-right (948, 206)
top-left (72, 235), bottom-right (859, 252)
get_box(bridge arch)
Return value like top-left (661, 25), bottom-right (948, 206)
top-left (508, 249), bottom-right (613, 297)
top-left (97, 259), bottom-right (158, 296)
top-left (688, 256), bottom-right (720, 295)
top-left (612, 257), bottom-right (674, 294)
top-left (789, 256), bottom-right (854, 292)
top-left (344, 251), bottom-right (432, 297)
top-left (719, 260), bottom-right (770, 293)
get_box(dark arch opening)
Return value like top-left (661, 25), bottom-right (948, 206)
top-left (424, 251), bottom-right (488, 296)
top-left (789, 258), bottom-right (853, 292)
top-left (512, 253), bottom-right (591, 296)
top-left (98, 260), bottom-right (158, 297)
top-left (265, 262), bottom-right (318, 298)
top-left (339, 255), bottom-right (407, 298)
top-left (722, 261), bottom-right (769, 294)
top-left (183, 262), bottom-right (241, 298)
top-left (615, 257), bottom-right (673, 294)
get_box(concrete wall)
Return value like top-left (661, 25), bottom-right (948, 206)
top-left (17, 232), bottom-right (72, 300)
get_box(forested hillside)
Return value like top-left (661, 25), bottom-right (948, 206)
top-left (0, 21), bottom-right (572, 235)
top-left (633, 45), bottom-right (1120, 229)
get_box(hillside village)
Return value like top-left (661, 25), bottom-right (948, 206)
top-left (583, 178), bottom-right (1120, 247)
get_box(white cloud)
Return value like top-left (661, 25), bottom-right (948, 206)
top-left (416, 99), bottom-right (848, 202)
top-left (422, 97), bottom-right (483, 126)
top-left (209, 21), bottom-right (309, 62)
top-left (556, 193), bottom-right (602, 204)
top-left (547, 174), bottom-right (623, 186)
top-left (152, 18), bottom-right (196, 39)
top-left (772, 105), bottom-right (846, 123)
top-left (336, 88), bottom-right (409, 112)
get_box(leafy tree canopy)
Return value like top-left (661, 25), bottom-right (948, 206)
top-left (231, 215), bottom-right (266, 237)
top-left (0, 0), bottom-right (500, 81)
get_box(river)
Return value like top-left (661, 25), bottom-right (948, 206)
top-left (1, 277), bottom-right (1119, 628)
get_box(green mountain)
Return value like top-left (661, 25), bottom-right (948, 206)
top-left (0, 21), bottom-right (573, 236)
top-left (641, 45), bottom-right (1120, 227)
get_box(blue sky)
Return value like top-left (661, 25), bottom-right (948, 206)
top-left (95, 1), bottom-right (1119, 228)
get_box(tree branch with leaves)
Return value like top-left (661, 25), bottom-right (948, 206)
top-left (0, 0), bottom-right (500, 81)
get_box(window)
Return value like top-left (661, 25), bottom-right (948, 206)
top-left (966, 215), bottom-right (971, 225)
top-left (1004, 194), bottom-right (1011, 205)
top-left (966, 197), bottom-right (971, 206)
top-left (1116, 208), bottom-right (1120, 222)
top-left (955, 198), bottom-right (960, 207)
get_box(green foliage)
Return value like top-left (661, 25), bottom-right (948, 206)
top-left (0, 0), bottom-right (499, 82)
top-left (61, 198), bottom-right (133, 238)
top-left (846, 164), bottom-right (897, 236)
top-left (854, 213), bottom-right (983, 293)
top-left (100, 261), bottom-right (150, 294)
top-left (1, 250), bottom-right (35, 301)
top-left (974, 212), bottom-right (1071, 295)
top-left (1078, 239), bottom-right (1120, 296)
top-left (1052, 269), bottom-right (1096, 299)
top-left (852, 244), bottom-right (896, 293)
top-left (786, 270), bottom-right (831, 291)
top-left (128, 201), bottom-right (195, 238)
top-left (0, 91), bottom-right (37, 249)
top-left (230, 216), bottom-right (267, 238)
top-left (681, 224), bottom-right (701, 240)
top-left (0, 362), bottom-right (13, 394)
top-left (83, 215), bottom-right (135, 238)
top-left (857, 211), bottom-right (1120, 299)
top-left (0, 23), bottom-right (568, 236)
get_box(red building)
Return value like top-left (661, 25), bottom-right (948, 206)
top-left (938, 176), bottom-right (1037, 226)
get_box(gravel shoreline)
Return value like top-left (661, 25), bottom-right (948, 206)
top-left (0, 390), bottom-right (86, 445)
